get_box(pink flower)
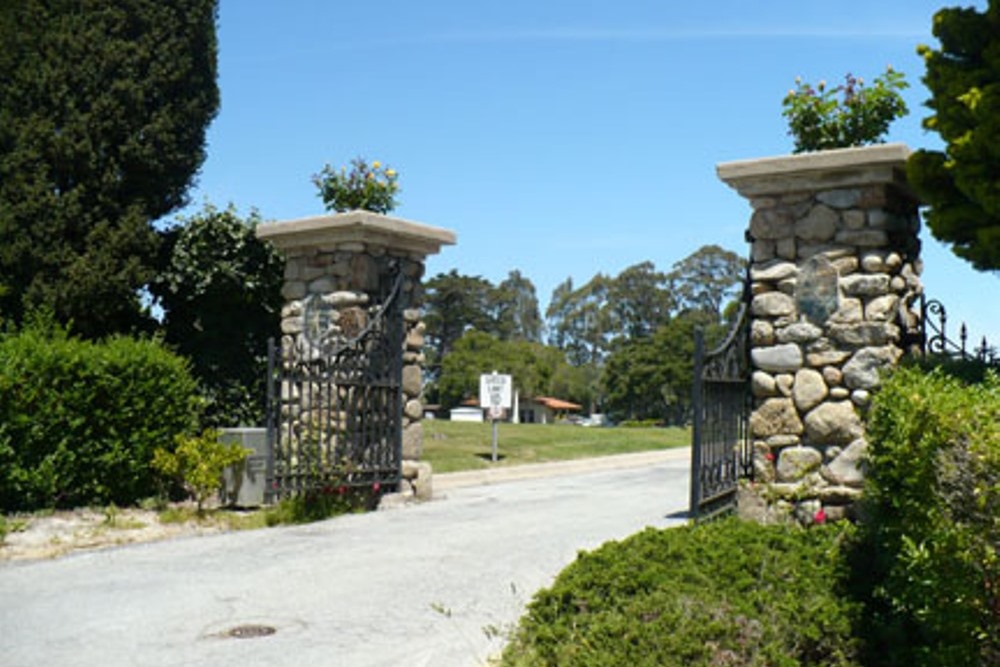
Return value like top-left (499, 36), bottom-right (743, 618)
top-left (372, 482), bottom-right (381, 493)
top-left (814, 508), bottom-right (827, 525)
top-left (765, 452), bottom-right (775, 462)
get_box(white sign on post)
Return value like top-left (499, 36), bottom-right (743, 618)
top-left (479, 372), bottom-right (512, 410)
top-left (480, 372), bottom-right (512, 463)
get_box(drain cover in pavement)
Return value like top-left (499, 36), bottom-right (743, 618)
top-left (225, 624), bottom-right (276, 639)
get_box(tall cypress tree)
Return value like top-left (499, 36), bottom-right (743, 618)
top-left (0, 0), bottom-right (219, 336)
top-left (907, 0), bottom-right (1000, 271)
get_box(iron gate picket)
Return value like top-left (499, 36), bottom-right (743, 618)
top-left (689, 302), bottom-right (753, 520)
top-left (265, 266), bottom-right (405, 502)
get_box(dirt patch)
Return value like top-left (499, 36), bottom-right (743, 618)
top-left (1, 506), bottom-right (235, 562)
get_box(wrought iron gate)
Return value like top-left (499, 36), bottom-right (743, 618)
top-left (265, 268), bottom-right (405, 502)
top-left (921, 296), bottom-right (998, 365)
top-left (689, 303), bottom-right (753, 520)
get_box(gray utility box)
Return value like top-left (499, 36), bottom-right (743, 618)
top-left (220, 428), bottom-right (269, 507)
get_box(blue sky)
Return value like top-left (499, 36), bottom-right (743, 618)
top-left (179, 0), bottom-right (997, 347)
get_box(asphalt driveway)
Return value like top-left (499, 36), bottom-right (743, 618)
top-left (0, 448), bottom-right (691, 667)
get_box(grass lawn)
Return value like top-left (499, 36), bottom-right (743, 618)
top-left (422, 420), bottom-right (690, 473)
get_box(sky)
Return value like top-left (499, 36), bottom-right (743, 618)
top-left (178, 0), bottom-right (998, 348)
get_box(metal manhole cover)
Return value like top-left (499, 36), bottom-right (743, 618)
top-left (226, 624), bottom-right (276, 639)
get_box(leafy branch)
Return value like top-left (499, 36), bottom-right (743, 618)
top-left (782, 67), bottom-right (908, 153)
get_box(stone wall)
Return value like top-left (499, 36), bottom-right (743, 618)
top-left (257, 211), bottom-right (455, 503)
top-left (718, 144), bottom-right (922, 523)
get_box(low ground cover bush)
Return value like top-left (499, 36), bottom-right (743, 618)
top-left (852, 365), bottom-right (999, 667)
top-left (0, 321), bottom-right (200, 511)
top-left (502, 517), bottom-right (861, 667)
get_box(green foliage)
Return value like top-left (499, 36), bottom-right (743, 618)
top-left (152, 429), bottom-right (248, 512)
top-left (852, 366), bottom-right (999, 667)
top-left (426, 247), bottom-right (742, 414)
top-left (0, 0), bottom-right (219, 337)
top-left (263, 485), bottom-right (381, 525)
top-left (615, 419), bottom-right (663, 428)
top-left (0, 319), bottom-right (200, 511)
top-left (607, 261), bottom-right (673, 339)
top-left (782, 68), bottom-right (908, 153)
top-left (492, 270), bottom-right (544, 343)
top-left (907, 1), bottom-right (1000, 271)
top-left (546, 274), bottom-right (614, 366)
top-left (424, 270), bottom-right (498, 364)
top-left (152, 203), bottom-right (283, 426)
top-left (437, 330), bottom-right (594, 410)
top-left (666, 245), bottom-right (746, 317)
top-left (423, 269), bottom-right (543, 363)
top-left (602, 311), bottom-right (722, 425)
top-left (313, 157), bottom-right (400, 214)
top-left (502, 518), bottom-right (862, 667)
top-left (545, 247), bottom-right (745, 368)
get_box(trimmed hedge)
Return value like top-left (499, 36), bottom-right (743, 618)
top-left (0, 325), bottom-right (200, 510)
top-left (853, 366), bottom-right (999, 667)
top-left (502, 518), bottom-right (862, 667)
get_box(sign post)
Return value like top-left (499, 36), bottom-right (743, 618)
top-left (479, 371), bottom-right (512, 462)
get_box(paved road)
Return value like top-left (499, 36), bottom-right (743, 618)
top-left (0, 448), bottom-right (691, 667)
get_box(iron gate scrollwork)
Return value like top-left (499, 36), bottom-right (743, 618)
top-left (265, 264), bottom-right (406, 502)
top-left (921, 296), bottom-right (998, 365)
top-left (689, 302), bottom-right (752, 520)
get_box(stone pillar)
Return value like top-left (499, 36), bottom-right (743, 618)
top-left (256, 210), bottom-right (455, 500)
top-left (718, 144), bottom-right (922, 523)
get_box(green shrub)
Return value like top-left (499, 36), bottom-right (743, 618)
top-left (0, 322), bottom-right (200, 511)
top-left (616, 419), bottom-right (662, 429)
top-left (781, 68), bottom-right (908, 153)
top-left (853, 366), bottom-right (999, 667)
top-left (312, 157), bottom-right (400, 214)
top-left (263, 485), bottom-right (382, 526)
top-left (152, 429), bottom-right (248, 512)
top-left (502, 518), bottom-right (862, 667)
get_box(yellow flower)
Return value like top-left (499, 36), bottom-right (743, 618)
top-left (372, 160), bottom-right (381, 169)
top-left (386, 169), bottom-right (396, 177)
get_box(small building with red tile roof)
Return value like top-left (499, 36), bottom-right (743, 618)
top-left (451, 395), bottom-right (583, 424)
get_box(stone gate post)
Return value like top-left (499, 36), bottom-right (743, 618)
top-left (718, 144), bottom-right (922, 522)
top-left (257, 210), bottom-right (455, 501)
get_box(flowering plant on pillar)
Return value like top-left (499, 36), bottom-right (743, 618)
top-left (781, 67), bottom-right (908, 153)
top-left (312, 157), bottom-right (400, 214)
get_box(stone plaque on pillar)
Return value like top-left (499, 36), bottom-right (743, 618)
top-left (796, 255), bottom-right (839, 324)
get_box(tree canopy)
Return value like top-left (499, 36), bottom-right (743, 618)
top-left (667, 245), bottom-right (746, 315)
top-left (427, 245), bottom-right (745, 417)
top-left (151, 204), bottom-right (283, 426)
top-left (493, 270), bottom-right (543, 343)
top-left (602, 311), bottom-right (719, 424)
top-left (423, 270), bottom-right (497, 365)
top-left (0, 0), bottom-right (219, 337)
top-left (437, 330), bottom-right (595, 411)
top-left (545, 247), bottom-right (745, 365)
top-left (907, 0), bottom-right (1000, 271)
top-left (423, 269), bottom-right (543, 364)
